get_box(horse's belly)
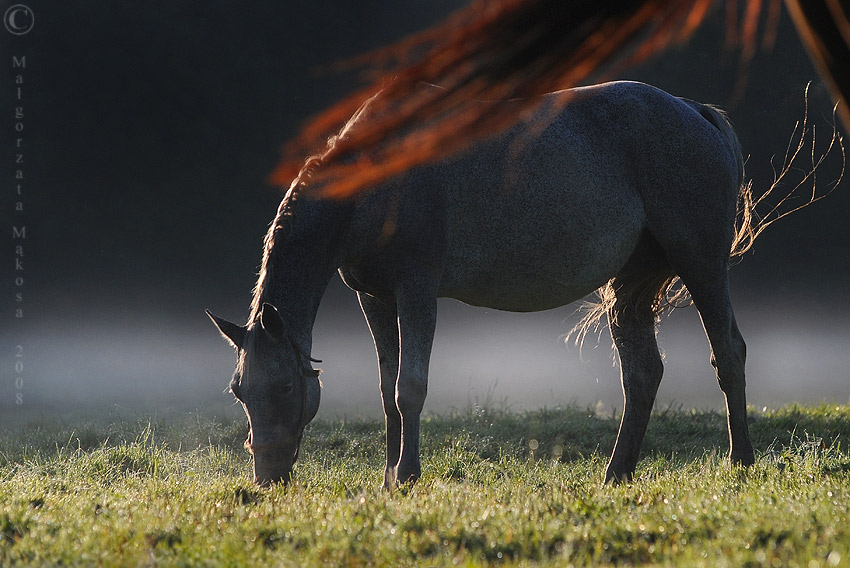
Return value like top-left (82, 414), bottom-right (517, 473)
top-left (439, 271), bottom-right (603, 312)
top-left (439, 220), bottom-right (643, 312)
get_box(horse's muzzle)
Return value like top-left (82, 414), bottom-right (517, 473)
top-left (249, 440), bottom-right (298, 486)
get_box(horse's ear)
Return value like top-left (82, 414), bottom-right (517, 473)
top-left (260, 303), bottom-right (285, 341)
top-left (206, 310), bottom-right (247, 349)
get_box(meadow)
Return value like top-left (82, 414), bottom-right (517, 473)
top-left (0, 402), bottom-right (848, 567)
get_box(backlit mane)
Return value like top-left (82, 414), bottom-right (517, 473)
top-left (247, 93), bottom-right (380, 324)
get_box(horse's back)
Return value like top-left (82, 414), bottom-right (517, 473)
top-left (344, 81), bottom-right (742, 312)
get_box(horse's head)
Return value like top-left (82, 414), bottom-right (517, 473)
top-left (207, 303), bottom-right (321, 486)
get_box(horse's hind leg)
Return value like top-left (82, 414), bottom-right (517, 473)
top-left (677, 272), bottom-right (755, 467)
top-left (358, 292), bottom-right (402, 489)
top-left (605, 295), bottom-right (663, 483)
top-left (605, 237), bottom-right (672, 483)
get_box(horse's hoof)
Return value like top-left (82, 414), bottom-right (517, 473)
top-left (730, 450), bottom-right (756, 467)
top-left (395, 460), bottom-right (421, 486)
top-left (604, 469), bottom-right (633, 485)
top-left (383, 467), bottom-right (398, 490)
top-left (396, 472), bottom-right (419, 486)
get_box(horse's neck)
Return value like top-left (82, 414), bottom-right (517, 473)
top-left (252, 194), bottom-right (348, 344)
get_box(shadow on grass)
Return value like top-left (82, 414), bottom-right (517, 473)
top-left (302, 401), bottom-right (850, 473)
top-left (413, 402), bottom-right (850, 466)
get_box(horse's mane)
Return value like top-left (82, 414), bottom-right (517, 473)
top-left (247, 94), bottom-right (380, 324)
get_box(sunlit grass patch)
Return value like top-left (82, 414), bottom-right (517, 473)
top-left (0, 403), bottom-right (848, 566)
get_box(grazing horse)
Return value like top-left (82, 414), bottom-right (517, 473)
top-left (208, 81), bottom-right (755, 487)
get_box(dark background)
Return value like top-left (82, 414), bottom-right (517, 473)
top-left (1, 1), bottom-right (848, 420)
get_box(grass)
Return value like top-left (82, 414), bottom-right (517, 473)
top-left (0, 403), bottom-right (849, 566)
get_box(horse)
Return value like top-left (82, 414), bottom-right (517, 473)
top-left (208, 80), bottom-right (756, 488)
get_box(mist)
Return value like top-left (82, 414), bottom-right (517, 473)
top-left (6, 276), bottom-right (849, 423)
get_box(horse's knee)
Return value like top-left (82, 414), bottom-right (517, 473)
top-left (622, 352), bottom-right (663, 399)
top-left (381, 380), bottom-right (398, 407)
top-left (733, 331), bottom-right (747, 366)
top-left (714, 362), bottom-right (744, 394)
top-left (612, 316), bottom-right (664, 395)
top-left (645, 352), bottom-right (664, 386)
top-left (396, 376), bottom-right (427, 415)
top-left (712, 335), bottom-right (747, 393)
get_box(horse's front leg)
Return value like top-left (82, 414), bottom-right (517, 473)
top-left (358, 292), bottom-right (402, 490)
top-left (604, 296), bottom-right (664, 483)
top-left (394, 278), bottom-right (438, 485)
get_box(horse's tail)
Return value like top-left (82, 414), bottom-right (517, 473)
top-left (570, 93), bottom-right (843, 347)
top-left (704, 90), bottom-right (848, 267)
top-left (571, 102), bottom-right (750, 347)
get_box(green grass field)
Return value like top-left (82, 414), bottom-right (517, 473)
top-left (0, 402), bottom-right (848, 567)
